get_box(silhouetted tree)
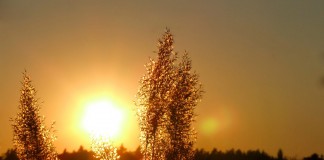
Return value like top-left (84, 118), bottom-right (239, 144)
top-left (58, 146), bottom-right (95, 160)
top-left (133, 147), bottom-right (143, 160)
top-left (135, 29), bottom-right (177, 160)
top-left (304, 153), bottom-right (323, 160)
top-left (193, 148), bottom-right (277, 160)
top-left (118, 145), bottom-right (143, 160)
top-left (1, 149), bottom-right (19, 160)
top-left (193, 149), bottom-right (209, 160)
top-left (117, 144), bottom-right (127, 158)
top-left (277, 149), bottom-right (285, 160)
top-left (11, 71), bottom-right (58, 160)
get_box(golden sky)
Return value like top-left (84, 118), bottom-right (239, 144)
top-left (0, 0), bottom-right (324, 157)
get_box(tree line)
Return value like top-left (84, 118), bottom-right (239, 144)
top-left (1, 146), bottom-right (323, 160)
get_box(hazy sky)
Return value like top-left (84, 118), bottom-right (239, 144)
top-left (1, 0), bottom-right (324, 158)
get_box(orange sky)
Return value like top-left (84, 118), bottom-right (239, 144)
top-left (1, 0), bottom-right (324, 158)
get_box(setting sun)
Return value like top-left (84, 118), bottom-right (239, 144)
top-left (82, 100), bottom-right (123, 138)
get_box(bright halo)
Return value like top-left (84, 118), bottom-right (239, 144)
top-left (82, 100), bottom-right (123, 138)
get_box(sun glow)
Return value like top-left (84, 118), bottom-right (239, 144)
top-left (82, 100), bottom-right (123, 138)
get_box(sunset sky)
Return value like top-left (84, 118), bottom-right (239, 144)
top-left (1, 0), bottom-right (324, 158)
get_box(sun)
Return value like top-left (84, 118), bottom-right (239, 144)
top-left (82, 99), bottom-right (123, 138)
